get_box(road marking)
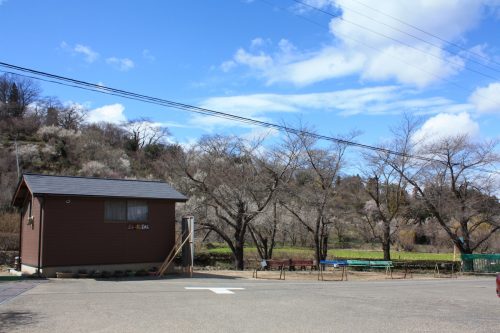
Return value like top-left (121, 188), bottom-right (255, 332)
top-left (185, 287), bottom-right (245, 294)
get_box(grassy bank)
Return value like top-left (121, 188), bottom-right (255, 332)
top-left (204, 246), bottom-right (456, 261)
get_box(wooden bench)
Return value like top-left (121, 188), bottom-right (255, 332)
top-left (253, 259), bottom-right (289, 280)
top-left (318, 260), bottom-right (348, 281)
top-left (289, 259), bottom-right (315, 272)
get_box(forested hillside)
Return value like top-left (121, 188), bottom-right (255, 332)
top-left (1, 73), bottom-right (499, 268)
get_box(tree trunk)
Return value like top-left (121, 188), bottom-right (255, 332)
top-left (382, 241), bottom-right (391, 260)
top-left (233, 215), bottom-right (247, 270)
top-left (321, 235), bottom-right (328, 261)
top-left (314, 219), bottom-right (322, 265)
top-left (233, 239), bottom-right (245, 270)
top-left (268, 201), bottom-right (278, 259)
top-left (383, 221), bottom-right (391, 260)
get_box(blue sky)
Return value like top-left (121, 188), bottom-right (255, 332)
top-left (1, 0), bottom-right (499, 150)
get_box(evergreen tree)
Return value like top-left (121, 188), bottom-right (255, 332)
top-left (7, 83), bottom-right (23, 118)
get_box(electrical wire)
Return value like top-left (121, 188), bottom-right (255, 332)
top-left (258, 0), bottom-right (500, 110)
top-left (305, 0), bottom-right (500, 75)
top-left (349, 0), bottom-right (500, 69)
top-left (0, 62), bottom-right (498, 176)
top-left (292, 0), bottom-right (500, 82)
top-left (0, 62), bottom-right (500, 174)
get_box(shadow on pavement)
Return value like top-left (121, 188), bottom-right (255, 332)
top-left (90, 271), bottom-right (240, 282)
top-left (0, 311), bottom-right (38, 333)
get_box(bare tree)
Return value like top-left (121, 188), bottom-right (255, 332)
top-left (361, 144), bottom-right (410, 260)
top-left (124, 118), bottom-right (169, 151)
top-left (248, 200), bottom-right (280, 260)
top-left (0, 73), bottom-right (40, 119)
top-left (386, 117), bottom-right (500, 256)
top-left (333, 175), bottom-right (367, 249)
top-left (58, 104), bottom-right (87, 130)
top-left (281, 130), bottom-right (355, 264)
top-left (179, 134), bottom-right (299, 269)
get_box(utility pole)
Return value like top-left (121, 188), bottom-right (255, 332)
top-left (14, 137), bottom-right (20, 178)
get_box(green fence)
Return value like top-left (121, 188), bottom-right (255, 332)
top-left (461, 254), bottom-right (500, 273)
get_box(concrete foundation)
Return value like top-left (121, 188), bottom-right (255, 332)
top-left (21, 262), bottom-right (171, 278)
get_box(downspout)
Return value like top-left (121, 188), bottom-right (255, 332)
top-left (17, 193), bottom-right (31, 272)
top-left (37, 196), bottom-right (45, 277)
top-left (17, 208), bottom-right (22, 271)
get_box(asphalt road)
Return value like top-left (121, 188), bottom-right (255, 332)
top-left (0, 276), bottom-right (498, 333)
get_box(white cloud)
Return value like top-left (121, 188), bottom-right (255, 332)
top-left (87, 104), bottom-right (127, 124)
top-left (361, 45), bottom-right (464, 88)
top-left (413, 112), bottom-right (480, 144)
top-left (329, 0), bottom-right (485, 48)
top-left (469, 82), bottom-right (500, 114)
top-left (142, 49), bottom-right (156, 62)
top-left (267, 47), bottom-right (366, 86)
top-left (74, 44), bottom-right (99, 63)
top-left (190, 86), bottom-right (478, 131)
top-left (242, 127), bottom-right (281, 145)
top-left (106, 57), bottom-right (135, 71)
top-left (250, 38), bottom-right (265, 49)
top-left (60, 42), bottom-right (99, 63)
top-left (198, 86), bottom-right (473, 119)
top-left (234, 48), bottom-right (273, 70)
top-left (220, 60), bottom-right (237, 72)
top-left (223, 1), bottom-right (499, 87)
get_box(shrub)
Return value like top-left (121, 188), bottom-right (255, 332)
top-left (398, 229), bottom-right (416, 252)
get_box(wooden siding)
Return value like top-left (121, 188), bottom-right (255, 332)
top-left (20, 196), bottom-right (42, 267)
top-left (41, 196), bottom-right (176, 267)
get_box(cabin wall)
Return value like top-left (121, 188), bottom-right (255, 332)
top-left (20, 196), bottom-right (42, 267)
top-left (41, 196), bottom-right (176, 267)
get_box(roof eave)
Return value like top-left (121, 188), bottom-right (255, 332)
top-left (11, 175), bottom-right (31, 208)
top-left (26, 192), bottom-right (189, 202)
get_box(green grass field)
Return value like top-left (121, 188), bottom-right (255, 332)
top-left (204, 246), bottom-right (456, 261)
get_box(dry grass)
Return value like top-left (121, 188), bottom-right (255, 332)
top-left (0, 212), bottom-right (19, 251)
top-left (0, 212), bottom-right (19, 233)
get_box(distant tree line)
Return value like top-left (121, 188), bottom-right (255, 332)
top-left (0, 73), bottom-right (499, 269)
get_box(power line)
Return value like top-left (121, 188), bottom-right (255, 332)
top-left (320, 0), bottom-right (500, 75)
top-left (259, 0), bottom-right (500, 109)
top-left (292, 0), bottom-right (500, 82)
top-left (0, 61), bottom-right (498, 175)
top-left (350, 0), bottom-right (500, 68)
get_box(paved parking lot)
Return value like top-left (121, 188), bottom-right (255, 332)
top-left (0, 281), bottom-right (46, 306)
top-left (0, 276), bottom-right (497, 332)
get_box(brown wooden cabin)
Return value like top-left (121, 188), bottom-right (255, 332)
top-left (11, 173), bottom-right (187, 277)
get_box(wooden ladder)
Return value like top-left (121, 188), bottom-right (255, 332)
top-left (157, 229), bottom-right (193, 277)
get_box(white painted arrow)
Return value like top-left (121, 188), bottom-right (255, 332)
top-left (184, 287), bottom-right (245, 294)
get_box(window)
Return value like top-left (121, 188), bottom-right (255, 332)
top-left (105, 200), bottom-right (127, 221)
top-left (127, 200), bottom-right (148, 221)
top-left (104, 200), bottom-right (148, 222)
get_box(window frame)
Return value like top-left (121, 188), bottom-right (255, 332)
top-left (104, 199), bottom-right (149, 223)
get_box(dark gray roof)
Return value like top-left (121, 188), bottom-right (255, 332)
top-left (21, 173), bottom-right (187, 201)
